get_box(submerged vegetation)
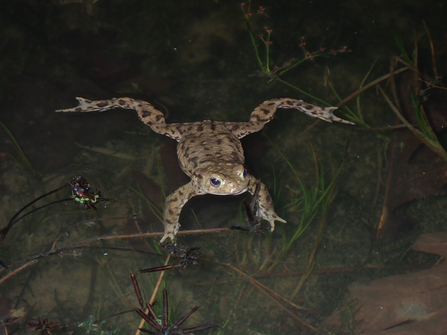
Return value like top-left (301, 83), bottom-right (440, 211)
top-left (1, 0), bottom-right (446, 334)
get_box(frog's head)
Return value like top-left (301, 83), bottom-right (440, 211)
top-left (193, 163), bottom-right (249, 195)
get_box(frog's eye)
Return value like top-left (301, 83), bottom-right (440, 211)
top-left (210, 177), bottom-right (221, 187)
top-left (242, 168), bottom-right (247, 178)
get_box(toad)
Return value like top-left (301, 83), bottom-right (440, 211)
top-left (57, 97), bottom-right (353, 242)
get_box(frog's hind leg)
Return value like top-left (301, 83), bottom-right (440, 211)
top-left (229, 98), bottom-right (353, 139)
top-left (253, 98), bottom-right (355, 125)
top-left (56, 97), bottom-right (183, 141)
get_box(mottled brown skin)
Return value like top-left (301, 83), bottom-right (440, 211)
top-left (57, 97), bottom-right (353, 242)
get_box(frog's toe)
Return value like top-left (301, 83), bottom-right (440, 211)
top-left (269, 216), bottom-right (287, 232)
top-left (160, 222), bottom-right (181, 244)
top-left (160, 232), bottom-right (176, 244)
top-left (276, 216), bottom-right (287, 224)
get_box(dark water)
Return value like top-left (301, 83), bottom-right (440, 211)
top-left (0, 0), bottom-right (446, 334)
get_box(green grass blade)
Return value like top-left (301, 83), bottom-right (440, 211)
top-left (394, 34), bottom-right (414, 66)
top-left (0, 119), bottom-right (34, 174)
top-left (129, 185), bottom-right (163, 223)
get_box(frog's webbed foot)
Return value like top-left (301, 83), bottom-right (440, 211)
top-left (161, 182), bottom-right (202, 243)
top-left (247, 177), bottom-right (286, 232)
top-left (160, 225), bottom-right (180, 244)
top-left (257, 203), bottom-right (287, 232)
top-left (56, 97), bottom-right (125, 113)
top-left (269, 98), bottom-right (354, 125)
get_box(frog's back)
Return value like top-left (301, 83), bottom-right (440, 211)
top-left (176, 120), bottom-right (244, 177)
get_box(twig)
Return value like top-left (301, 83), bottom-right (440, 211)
top-left (357, 124), bottom-right (408, 131)
top-left (50, 215), bottom-right (130, 251)
top-left (0, 260), bottom-right (39, 285)
top-left (1, 226), bottom-right (231, 285)
top-left (423, 21), bottom-right (438, 81)
top-left (336, 67), bottom-right (408, 108)
top-left (382, 67), bottom-right (447, 161)
top-left (219, 262), bottom-right (316, 332)
top-left (135, 254), bottom-right (171, 335)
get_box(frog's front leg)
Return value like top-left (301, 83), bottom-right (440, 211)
top-left (160, 182), bottom-right (203, 243)
top-left (246, 175), bottom-right (286, 231)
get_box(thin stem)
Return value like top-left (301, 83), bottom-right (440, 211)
top-left (218, 262), bottom-right (316, 332)
top-left (12, 198), bottom-right (72, 226)
top-left (276, 78), bottom-right (329, 106)
top-left (0, 184), bottom-right (70, 243)
top-left (135, 254), bottom-right (171, 335)
top-left (336, 67), bottom-right (408, 108)
top-left (244, 18), bottom-right (265, 71)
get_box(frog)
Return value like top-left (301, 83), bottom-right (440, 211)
top-left (57, 97), bottom-right (353, 242)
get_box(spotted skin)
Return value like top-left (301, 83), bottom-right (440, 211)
top-left (57, 97), bottom-right (353, 242)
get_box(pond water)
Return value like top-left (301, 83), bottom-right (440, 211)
top-left (0, 0), bottom-right (446, 334)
